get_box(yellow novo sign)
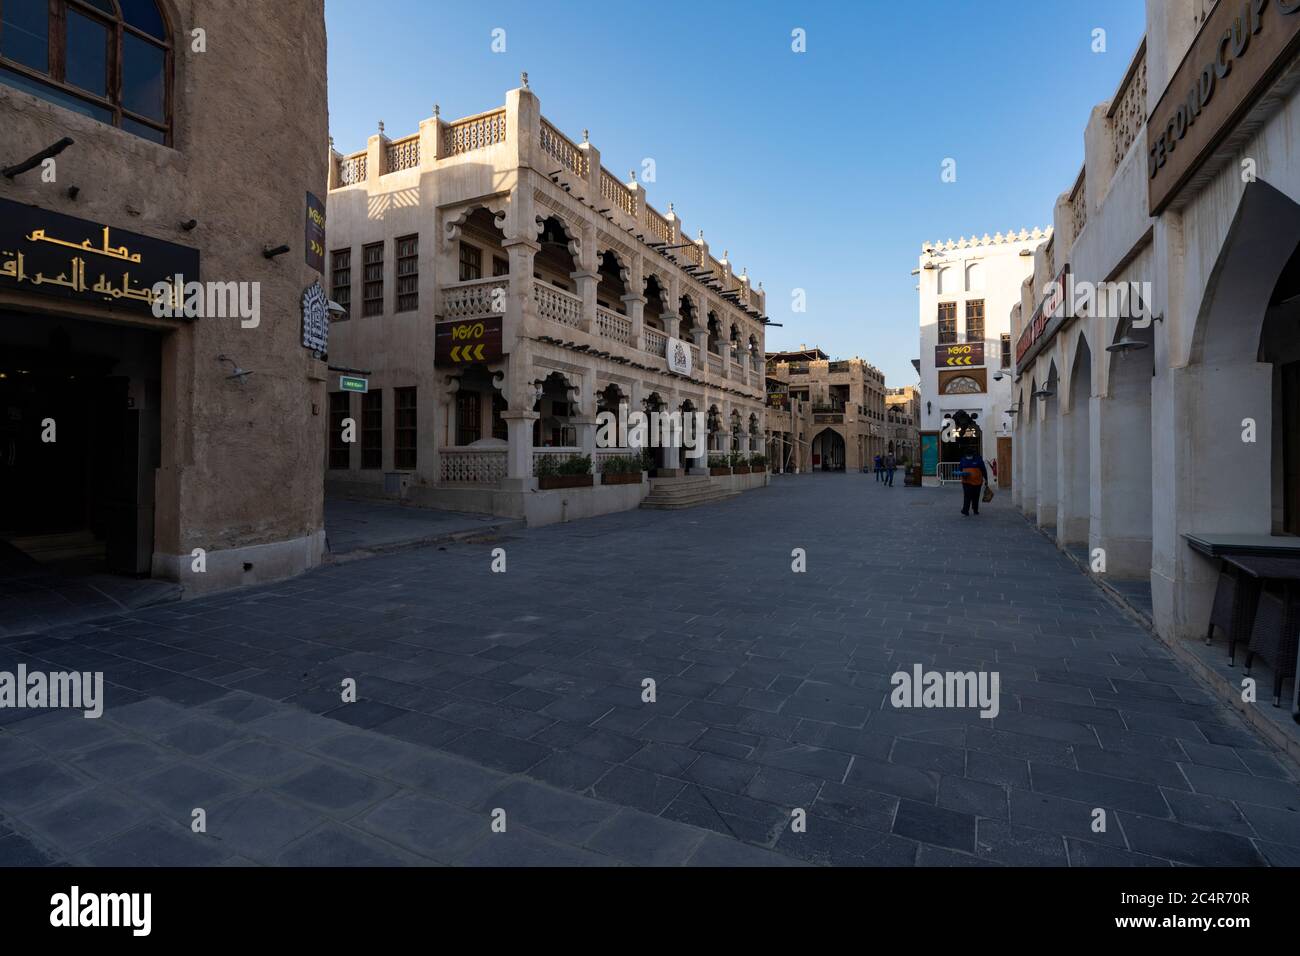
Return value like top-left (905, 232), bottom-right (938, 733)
top-left (935, 343), bottom-right (984, 367)
top-left (436, 315), bottom-right (503, 367)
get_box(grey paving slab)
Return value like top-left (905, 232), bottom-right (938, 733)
top-left (276, 823), bottom-right (422, 866)
top-left (584, 808), bottom-right (707, 866)
top-left (2, 474), bottom-right (1296, 865)
top-left (355, 792), bottom-right (486, 863)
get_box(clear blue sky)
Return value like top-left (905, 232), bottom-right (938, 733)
top-left (325, 0), bottom-right (1146, 386)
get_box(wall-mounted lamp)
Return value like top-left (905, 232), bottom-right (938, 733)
top-left (262, 244), bottom-right (291, 259)
top-left (217, 355), bottom-right (253, 386)
top-left (1032, 387), bottom-right (1054, 399)
top-left (1105, 337), bottom-right (1149, 354)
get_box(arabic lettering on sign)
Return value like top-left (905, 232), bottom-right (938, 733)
top-left (0, 198), bottom-right (200, 315)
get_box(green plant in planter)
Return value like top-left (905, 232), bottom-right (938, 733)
top-left (728, 452), bottom-right (747, 468)
top-left (533, 454), bottom-right (560, 478)
top-left (708, 454), bottom-right (730, 469)
top-left (600, 455), bottom-right (640, 475)
top-left (557, 455), bottom-right (592, 476)
top-left (638, 448), bottom-right (655, 472)
top-left (749, 453), bottom-right (767, 468)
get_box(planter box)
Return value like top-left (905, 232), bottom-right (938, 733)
top-left (709, 467), bottom-right (732, 476)
top-left (751, 465), bottom-right (767, 473)
top-left (731, 466), bottom-right (751, 475)
top-left (538, 474), bottom-right (593, 490)
top-left (600, 471), bottom-right (643, 485)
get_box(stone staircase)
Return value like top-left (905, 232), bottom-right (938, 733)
top-left (639, 475), bottom-right (738, 511)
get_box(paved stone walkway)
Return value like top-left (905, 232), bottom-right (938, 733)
top-left (324, 495), bottom-right (516, 556)
top-left (1, 474), bottom-right (1297, 866)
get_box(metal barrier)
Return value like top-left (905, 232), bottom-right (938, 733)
top-left (937, 462), bottom-right (964, 485)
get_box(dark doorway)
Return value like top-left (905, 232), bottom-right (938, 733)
top-left (940, 411), bottom-right (982, 463)
top-left (813, 428), bottom-right (845, 471)
top-left (0, 312), bottom-right (161, 576)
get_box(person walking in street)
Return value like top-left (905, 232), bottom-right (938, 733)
top-left (873, 454), bottom-right (882, 482)
top-left (958, 450), bottom-right (989, 515)
top-left (884, 452), bottom-right (896, 487)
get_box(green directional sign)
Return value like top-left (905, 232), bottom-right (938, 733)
top-left (339, 375), bottom-right (368, 393)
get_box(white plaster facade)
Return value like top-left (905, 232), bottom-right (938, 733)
top-left (1012, 0), bottom-right (1300, 645)
top-left (323, 79), bottom-right (769, 527)
top-left (916, 229), bottom-right (1048, 482)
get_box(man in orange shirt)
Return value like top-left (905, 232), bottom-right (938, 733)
top-left (958, 451), bottom-right (989, 516)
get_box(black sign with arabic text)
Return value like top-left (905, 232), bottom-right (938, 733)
top-left (0, 197), bottom-right (200, 315)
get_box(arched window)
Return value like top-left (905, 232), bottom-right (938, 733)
top-left (0, 0), bottom-right (172, 144)
top-left (943, 376), bottom-right (983, 394)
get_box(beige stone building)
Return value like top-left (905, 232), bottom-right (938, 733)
top-left (1011, 0), bottom-right (1300, 668)
top-left (763, 375), bottom-right (813, 474)
top-left (322, 77), bottom-right (769, 525)
top-left (765, 348), bottom-right (886, 471)
top-left (0, 0), bottom-right (330, 594)
top-left (886, 385), bottom-right (921, 465)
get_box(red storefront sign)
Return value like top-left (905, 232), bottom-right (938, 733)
top-left (1015, 264), bottom-right (1069, 371)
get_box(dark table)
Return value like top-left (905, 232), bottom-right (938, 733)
top-left (1217, 555), bottom-right (1300, 713)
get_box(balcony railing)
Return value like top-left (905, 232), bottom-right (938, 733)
top-left (675, 235), bottom-right (701, 267)
top-left (644, 327), bottom-right (668, 356)
top-left (439, 448), bottom-right (506, 484)
top-left (601, 167), bottom-right (636, 216)
top-left (339, 151), bottom-right (367, 185)
top-left (385, 135), bottom-right (420, 173)
top-left (1069, 165), bottom-right (1087, 236)
top-left (534, 283), bottom-right (582, 328)
top-left (443, 108), bottom-right (507, 156)
top-left (1108, 39), bottom-right (1147, 170)
top-left (540, 119), bottom-right (588, 178)
top-left (596, 307), bottom-right (633, 346)
top-left (433, 279), bottom-right (763, 390)
top-left (442, 278), bottom-right (506, 319)
top-left (645, 204), bottom-right (672, 245)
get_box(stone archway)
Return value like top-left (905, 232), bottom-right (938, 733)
top-left (532, 370), bottom-right (578, 448)
top-left (1035, 363), bottom-right (1059, 532)
top-left (1160, 179), bottom-right (1300, 637)
top-left (1021, 380), bottom-right (1038, 520)
top-left (812, 427), bottom-right (845, 471)
top-left (1060, 332), bottom-right (1092, 546)
top-left (1097, 314), bottom-right (1154, 576)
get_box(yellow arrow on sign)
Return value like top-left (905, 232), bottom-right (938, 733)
top-left (450, 345), bottom-right (461, 362)
top-left (945, 356), bottom-right (974, 366)
top-left (472, 343), bottom-right (485, 360)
